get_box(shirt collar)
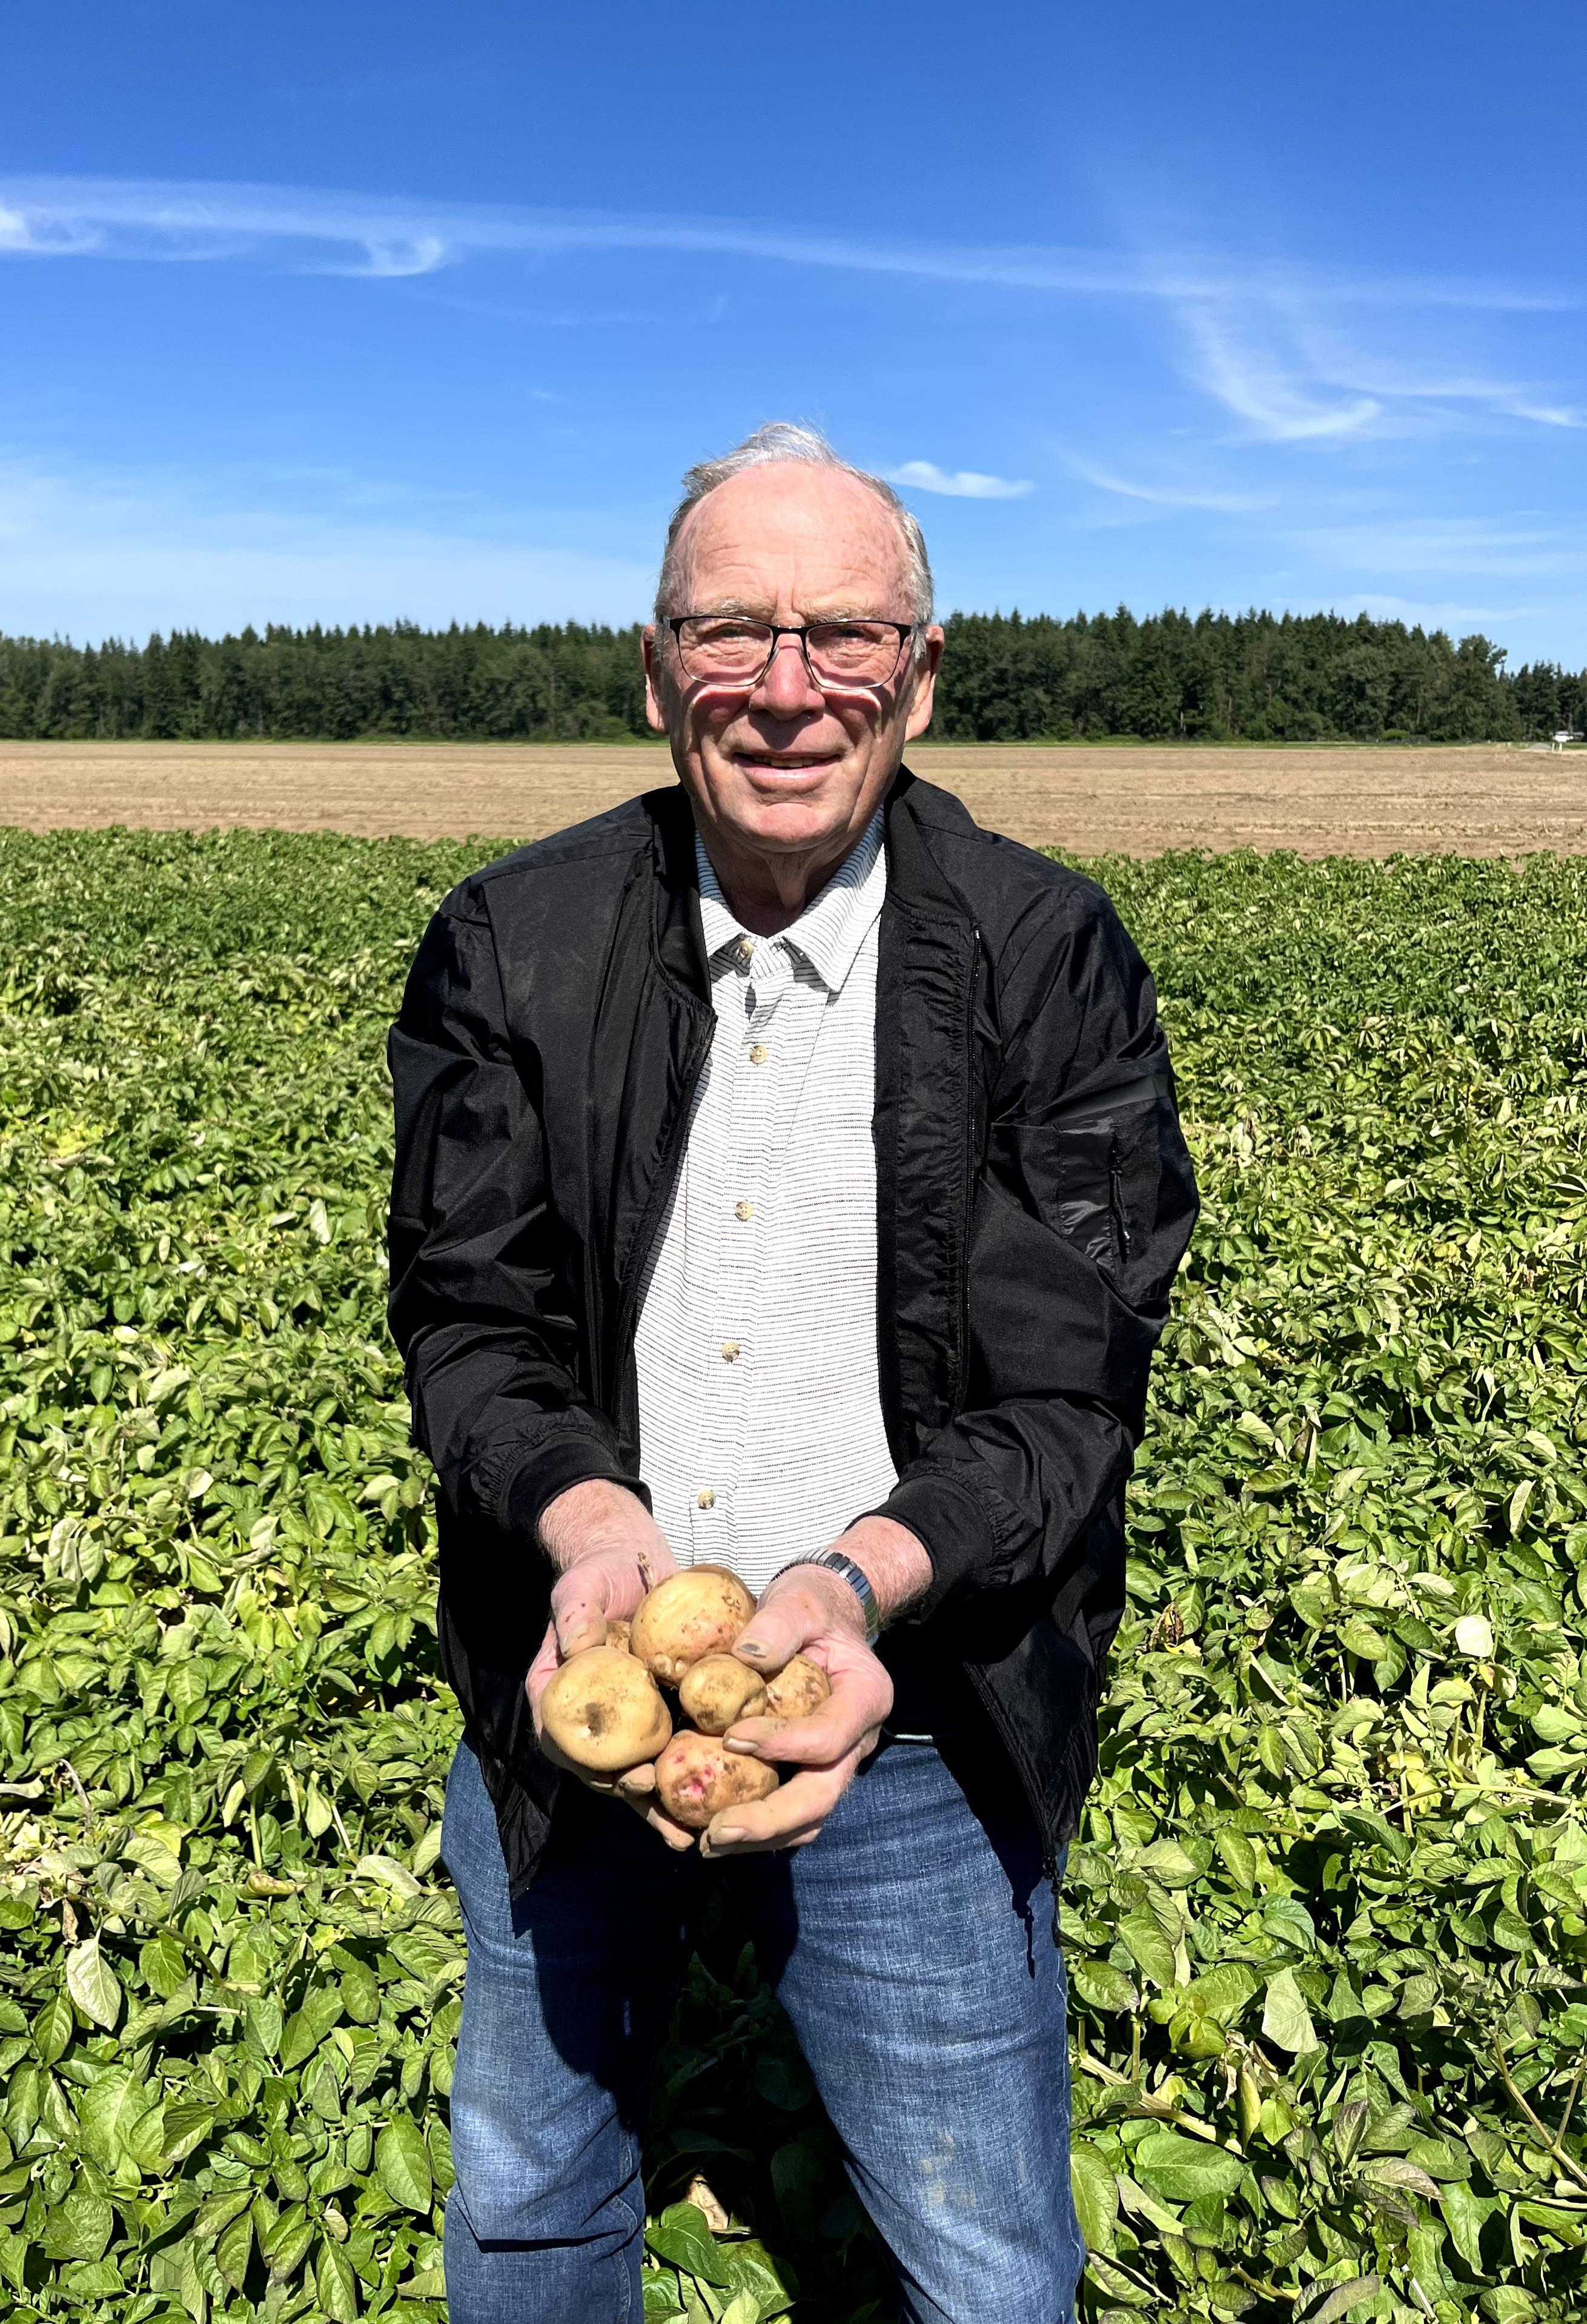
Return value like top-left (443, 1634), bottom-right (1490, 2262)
top-left (695, 810), bottom-right (887, 995)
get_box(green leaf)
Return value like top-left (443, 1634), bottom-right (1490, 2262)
top-left (317, 2236), bottom-right (362, 2320)
top-left (1070, 1958), bottom-right (1138, 2013)
top-left (1186, 1962), bottom-right (1259, 2025)
top-left (1261, 1967), bottom-right (1317, 2053)
top-left (718, 2298), bottom-right (759, 2324)
top-left (1070, 2139), bottom-right (1119, 2254)
top-left (65, 1934), bottom-right (122, 2030)
top-left (339, 1958), bottom-right (382, 2024)
top-left (139, 1933), bottom-right (188, 1999)
top-left (78, 2065), bottom-right (157, 2170)
top-left (1132, 2130), bottom-right (1245, 2202)
top-left (1213, 1828), bottom-right (1257, 1890)
top-left (161, 2099), bottom-right (215, 2164)
top-left (215, 2210), bottom-right (253, 2294)
top-left (1135, 1838), bottom-right (1200, 1887)
top-left (33, 1990), bottom-right (75, 2062)
top-left (376, 2111), bottom-right (434, 2212)
top-left (716, 2236), bottom-right (793, 2312)
top-left (1298, 2280), bottom-right (1383, 2324)
top-left (1439, 2180), bottom-right (1488, 2271)
top-left (1117, 1907), bottom-right (1176, 1991)
top-left (280, 1981), bottom-right (344, 2068)
top-left (166, 1660), bottom-right (208, 1719)
top-left (52, 2184), bottom-right (115, 2262)
top-left (1339, 1617), bottom-right (1389, 1661)
top-left (646, 2202), bottom-right (733, 2286)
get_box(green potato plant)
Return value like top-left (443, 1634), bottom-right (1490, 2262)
top-left (0, 829), bottom-right (1582, 2324)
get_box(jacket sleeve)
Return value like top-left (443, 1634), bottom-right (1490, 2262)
top-left (386, 896), bottom-right (648, 1538)
top-left (873, 883), bottom-right (1197, 1620)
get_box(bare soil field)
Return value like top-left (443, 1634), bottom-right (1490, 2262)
top-left (1, 739), bottom-right (1583, 856)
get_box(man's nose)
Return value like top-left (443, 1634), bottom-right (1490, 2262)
top-left (753, 634), bottom-right (825, 718)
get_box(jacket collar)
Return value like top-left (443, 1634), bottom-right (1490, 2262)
top-left (643, 765), bottom-right (969, 1004)
top-left (695, 810), bottom-right (886, 996)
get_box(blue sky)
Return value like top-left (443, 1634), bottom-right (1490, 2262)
top-left (2, 0), bottom-right (1584, 664)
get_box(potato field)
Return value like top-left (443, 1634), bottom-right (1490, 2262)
top-left (0, 824), bottom-right (1584, 2324)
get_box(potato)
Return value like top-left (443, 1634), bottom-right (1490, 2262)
top-left (678, 1654), bottom-right (768, 1735)
top-left (763, 1654), bottom-right (831, 1721)
top-left (654, 1730), bottom-right (780, 1831)
top-left (604, 1618), bottom-right (632, 1655)
top-left (540, 1646), bottom-right (671, 1773)
top-left (631, 1566), bottom-right (755, 1685)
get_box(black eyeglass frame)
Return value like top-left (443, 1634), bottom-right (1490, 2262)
top-left (664, 615), bottom-right (918, 691)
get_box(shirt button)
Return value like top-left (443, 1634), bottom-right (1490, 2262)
top-left (721, 1340), bottom-right (741, 1362)
top-left (734, 1200), bottom-right (754, 1222)
top-left (749, 1044), bottom-right (769, 1065)
top-left (697, 1488), bottom-right (716, 1509)
top-left (735, 938), bottom-right (754, 966)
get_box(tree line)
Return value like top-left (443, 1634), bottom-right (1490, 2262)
top-left (1, 609), bottom-right (1582, 744)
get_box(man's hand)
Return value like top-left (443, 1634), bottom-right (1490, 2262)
top-left (700, 1516), bottom-right (932, 1858)
top-left (526, 1480), bottom-right (695, 1849)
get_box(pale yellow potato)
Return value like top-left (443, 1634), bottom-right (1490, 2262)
top-left (631, 1566), bottom-right (755, 1685)
top-left (604, 1618), bottom-right (632, 1655)
top-left (540, 1646), bottom-right (672, 1773)
top-left (653, 1730), bottom-right (780, 1831)
top-left (678, 1654), bottom-right (769, 1735)
top-left (763, 1655), bottom-right (831, 1721)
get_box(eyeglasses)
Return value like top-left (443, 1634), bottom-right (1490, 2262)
top-left (666, 614), bottom-right (916, 690)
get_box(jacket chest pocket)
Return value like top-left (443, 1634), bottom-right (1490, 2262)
top-left (1009, 1119), bottom-right (1126, 1271)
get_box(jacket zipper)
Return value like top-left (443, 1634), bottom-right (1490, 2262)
top-left (1108, 1135), bottom-right (1131, 1260)
top-left (963, 1661), bottom-right (1064, 1946)
top-left (958, 924), bottom-right (1062, 1944)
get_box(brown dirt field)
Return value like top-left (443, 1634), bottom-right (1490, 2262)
top-left (0, 740), bottom-right (1583, 856)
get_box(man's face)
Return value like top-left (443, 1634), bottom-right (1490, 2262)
top-left (643, 464), bottom-right (943, 879)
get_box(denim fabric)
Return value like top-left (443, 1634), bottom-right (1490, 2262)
top-left (440, 1736), bottom-right (1082, 2324)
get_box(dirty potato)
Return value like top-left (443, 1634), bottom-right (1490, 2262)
top-left (763, 1654), bottom-right (831, 1721)
top-left (540, 1646), bottom-right (672, 1773)
top-left (678, 1654), bottom-right (768, 1735)
top-left (653, 1730), bottom-right (780, 1831)
top-left (631, 1566), bottom-right (755, 1685)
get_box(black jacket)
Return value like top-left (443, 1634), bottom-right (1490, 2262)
top-left (388, 771), bottom-right (1198, 1894)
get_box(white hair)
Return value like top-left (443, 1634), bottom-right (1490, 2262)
top-left (654, 421), bottom-right (935, 635)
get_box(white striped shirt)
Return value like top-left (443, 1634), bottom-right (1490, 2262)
top-left (633, 813), bottom-right (898, 1592)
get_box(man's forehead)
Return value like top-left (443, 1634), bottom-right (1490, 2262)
top-left (678, 463), bottom-right (909, 594)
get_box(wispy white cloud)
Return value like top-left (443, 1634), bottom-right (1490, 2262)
top-left (1169, 292), bottom-right (1587, 448)
top-left (1178, 305), bottom-right (1383, 442)
top-left (0, 174), bottom-right (1575, 319)
top-left (886, 460), bottom-right (1034, 500)
top-left (1068, 459), bottom-right (1273, 512)
top-left (1506, 400), bottom-right (1587, 429)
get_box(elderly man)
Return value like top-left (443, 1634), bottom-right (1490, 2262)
top-left (388, 422), bottom-right (1198, 2323)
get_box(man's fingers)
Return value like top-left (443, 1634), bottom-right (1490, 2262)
top-left (699, 1763), bottom-right (853, 1857)
top-left (731, 1603), bottom-right (808, 1670)
top-left (726, 1666), bottom-right (890, 1766)
top-left (553, 1592), bottom-right (607, 1659)
top-left (526, 1620), bottom-right (562, 1731)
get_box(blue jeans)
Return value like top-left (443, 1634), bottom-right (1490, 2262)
top-left (440, 1735), bottom-right (1082, 2323)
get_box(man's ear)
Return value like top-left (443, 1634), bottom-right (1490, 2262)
top-left (641, 626), bottom-right (670, 734)
top-left (903, 626), bottom-right (945, 743)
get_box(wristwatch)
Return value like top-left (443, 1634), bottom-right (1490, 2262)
top-left (773, 1549), bottom-right (881, 1646)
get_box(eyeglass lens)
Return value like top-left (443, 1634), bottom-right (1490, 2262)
top-left (676, 618), bottom-right (904, 686)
